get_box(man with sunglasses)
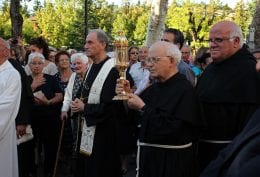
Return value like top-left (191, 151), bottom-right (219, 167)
top-left (196, 21), bottom-right (260, 172)
top-left (116, 41), bottom-right (203, 177)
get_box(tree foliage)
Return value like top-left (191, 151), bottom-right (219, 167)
top-left (112, 1), bottom-right (149, 46)
top-left (166, 0), bottom-right (232, 49)
top-left (0, 0), bottom-right (256, 50)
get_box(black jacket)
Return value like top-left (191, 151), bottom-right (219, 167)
top-left (8, 58), bottom-right (34, 125)
top-left (200, 108), bottom-right (260, 177)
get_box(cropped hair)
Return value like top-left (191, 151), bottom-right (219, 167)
top-left (29, 37), bottom-right (50, 59)
top-left (0, 38), bottom-right (10, 49)
top-left (229, 22), bottom-right (243, 47)
top-left (165, 44), bottom-right (182, 64)
top-left (28, 52), bottom-right (45, 64)
top-left (181, 44), bottom-right (191, 52)
top-left (71, 53), bottom-right (89, 64)
top-left (55, 51), bottom-right (70, 64)
top-left (164, 28), bottom-right (184, 49)
top-left (89, 29), bottom-right (109, 51)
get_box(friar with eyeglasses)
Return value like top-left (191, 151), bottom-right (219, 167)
top-left (196, 20), bottom-right (260, 173)
top-left (116, 41), bottom-right (203, 177)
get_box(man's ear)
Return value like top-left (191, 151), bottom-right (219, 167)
top-left (170, 57), bottom-right (176, 64)
top-left (233, 37), bottom-right (240, 48)
top-left (3, 47), bottom-right (10, 58)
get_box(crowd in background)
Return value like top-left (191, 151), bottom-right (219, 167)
top-left (1, 19), bottom-right (260, 177)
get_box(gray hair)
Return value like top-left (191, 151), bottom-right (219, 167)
top-left (215, 21), bottom-right (244, 48)
top-left (28, 52), bottom-right (45, 64)
top-left (165, 44), bottom-right (182, 63)
top-left (88, 29), bottom-right (109, 50)
top-left (0, 38), bottom-right (10, 49)
top-left (71, 53), bottom-right (88, 64)
top-left (149, 41), bottom-right (182, 64)
top-left (229, 23), bottom-right (243, 47)
top-left (181, 44), bottom-right (191, 52)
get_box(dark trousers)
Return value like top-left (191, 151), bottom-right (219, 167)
top-left (32, 116), bottom-right (61, 176)
top-left (18, 140), bottom-right (35, 177)
top-left (198, 141), bottom-right (228, 173)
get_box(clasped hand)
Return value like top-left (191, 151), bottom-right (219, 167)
top-left (71, 98), bottom-right (85, 113)
top-left (115, 79), bottom-right (145, 111)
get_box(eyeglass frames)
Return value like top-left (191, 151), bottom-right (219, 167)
top-left (206, 37), bottom-right (237, 44)
top-left (144, 56), bottom-right (171, 64)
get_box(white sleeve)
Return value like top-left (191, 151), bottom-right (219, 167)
top-left (24, 64), bottom-right (32, 76)
top-left (0, 66), bottom-right (21, 140)
top-left (61, 72), bottom-right (76, 112)
top-left (43, 62), bottom-right (58, 75)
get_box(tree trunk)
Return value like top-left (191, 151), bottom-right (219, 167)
top-left (10, 0), bottom-right (23, 38)
top-left (145, 0), bottom-right (168, 47)
top-left (251, 0), bottom-right (260, 49)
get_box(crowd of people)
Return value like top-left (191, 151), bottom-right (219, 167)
top-left (0, 20), bottom-right (260, 177)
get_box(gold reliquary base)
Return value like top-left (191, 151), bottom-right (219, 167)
top-left (113, 93), bottom-right (128, 100)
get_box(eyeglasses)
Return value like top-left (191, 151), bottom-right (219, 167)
top-left (59, 58), bottom-right (70, 62)
top-left (130, 52), bottom-right (139, 55)
top-left (207, 37), bottom-right (236, 43)
top-left (145, 56), bottom-right (171, 64)
top-left (30, 62), bottom-right (44, 65)
top-left (161, 39), bottom-right (170, 42)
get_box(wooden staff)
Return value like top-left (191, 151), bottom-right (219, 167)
top-left (52, 119), bottom-right (65, 177)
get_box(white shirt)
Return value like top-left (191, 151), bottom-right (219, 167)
top-left (0, 60), bottom-right (21, 177)
top-left (129, 62), bottom-right (150, 94)
top-left (61, 72), bottom-right (77, 112)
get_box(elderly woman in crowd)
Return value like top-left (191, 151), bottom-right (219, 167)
top-left (25, 37), bottom-right (58, 76)
top-left (54, 51), bottom-right (73, 92)
top-left (28, 52), bottom-right (63, 177)
top-left (61, 52), bottom-right (90, 120)
top-left (54, 50), bottom-right (74, 169)
top-left (60, 53), bottom-right (90, 173)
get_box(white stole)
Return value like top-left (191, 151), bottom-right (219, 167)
top-left (80, 58), bottom-right (115, 156)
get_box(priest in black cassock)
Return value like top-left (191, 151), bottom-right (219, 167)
top-left (196, 21), bottom-right (260, 172)
top-left (199, 59), bottom-right (260, 177)
top-left (116, 41), bottom-right (203, 177)
top-left (70, 29), bottom-right (122, 177)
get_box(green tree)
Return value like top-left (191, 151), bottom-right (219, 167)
top-left (233, 0), bottom-right (252, 40)
top-left (87, 0), bottom-right (116, 41)
top-left (0, 1), bottom-right (12, 38)
top-left (133, 5), bottom-right (150, 46)
top-left (34, 0), bottom-right (85, 49)
top-left (112, 1), bottom-right (148, 46)
top-left (166, 0), bottom-right (232, 50)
